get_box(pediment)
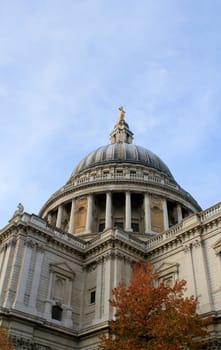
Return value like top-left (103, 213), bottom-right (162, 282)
top-left (50, 262), bottom-right (75, 279)
top-left (158, 262), bottom-right (179, 275)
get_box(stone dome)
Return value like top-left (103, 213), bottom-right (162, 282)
top-left (70, 108), bottom-right (174, 182)
top-left (39, 108), bottom-right (201, 238)
top-left (72, 143), bottom-right (174, 180)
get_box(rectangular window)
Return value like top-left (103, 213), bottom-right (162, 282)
top-left (116, 170), bottom-right (123, 177)
top-left (52, 303), bottom-right (63, 321)
top-left (90, 290), bottom-right (96, 304)
top-left (132, 222), bottom-right (139, 232)
top-left (115, 222), bottom-right (124, 229)
top-left (99, 222), bottom-right (105, 232)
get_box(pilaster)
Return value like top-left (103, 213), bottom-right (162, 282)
top-left (191, 238), bottom-right (214, 313)
top-left (103, 257), bottom-right (112, 319)
top-left (3, 237), bottom-right (24, 308)
top-left (0, 237), bottom-right (16, 306)
top-left (12, 239), bottom-right (33, 311)
top-left (94, 258), bottom-right (105, 322)
top-left (28, 244), bottom-right (45, 314)
top-left (44, 270), bottom-right (54, 320)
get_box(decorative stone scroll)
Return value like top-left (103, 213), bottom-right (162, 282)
top-left (183, 244), bottom-right (191, 253)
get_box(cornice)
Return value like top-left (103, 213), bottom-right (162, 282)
top-left (1, 205), bottom-right (221, 264)
top-left (0, 306), bottom-right (78, 337)
top-left (84, 236), bottom-right (145, 269)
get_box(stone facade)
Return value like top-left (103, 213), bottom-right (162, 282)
top-left (1, 115), bottom-right (221, 349)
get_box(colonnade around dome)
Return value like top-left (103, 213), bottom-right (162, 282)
top-left (43, 191), bottom-right (192, 238)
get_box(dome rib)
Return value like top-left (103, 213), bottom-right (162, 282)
top-left (71, 143), bottom-right (174, 180)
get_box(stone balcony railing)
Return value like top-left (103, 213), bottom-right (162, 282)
top-left (45, 201), bottom-right (221, 251)
top-left (9, 212), bottom-right (86, 250)
top-left (5, 202), bottom-right (221, 254)
top-left (49, 173), bottom-right (184, 203)
top-left (71, 172), bottom-right (178, 189)
top-left (146, 202), bottom-right (221, 250)
top-left (199, 202), bottom-right (221, 221)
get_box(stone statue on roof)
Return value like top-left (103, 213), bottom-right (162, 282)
top-left (118, 106), bottom-right (125, 121)
top-left (13, 203), bottom-right (24, 217)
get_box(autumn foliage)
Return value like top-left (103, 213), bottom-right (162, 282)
top-left (100, 262), bottom-right (209, 350)
top-left (0, 327), bottom-right (14, 350)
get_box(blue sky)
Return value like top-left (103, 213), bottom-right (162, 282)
top-left (0, 0), bottom-right (220, 228)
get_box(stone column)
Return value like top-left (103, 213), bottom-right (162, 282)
top-left (47, 213), bottom-right (52, 225)
top-left (125, 192), bottom-right (132, 232)
top-left (105, 192), bottom-right (112, 230)
top-left (56, 205), bottom-right (63, 228)
top-left (69, 199), bottom-right (76, 234)
top-left (177, 204), bottom-right (183, 223)
top-left (144, 193), bottom-right (152, 233)
top-left (163, 199), bottom-right (169, 230)
top-left (13, 240), bottom-right (33, 310)
top-left (28, 245), bottom-right (44, 314)
top-left (85, 194), bottom-right (93, 233)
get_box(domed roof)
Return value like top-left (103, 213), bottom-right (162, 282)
top-left (71, 108), bottom-right (174, 181)
top-left (72, 143), bottom-right (174, 180)
top-left (39, 108), bottom-right (201, 219)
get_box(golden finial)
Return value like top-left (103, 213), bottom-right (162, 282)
top-left (118, 106), bottom-right (125, 121)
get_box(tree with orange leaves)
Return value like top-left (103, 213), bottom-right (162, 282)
top-left (0, 327), bottom-right (14, 350)
top-left (100, 262), bottom-right (209, 350)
